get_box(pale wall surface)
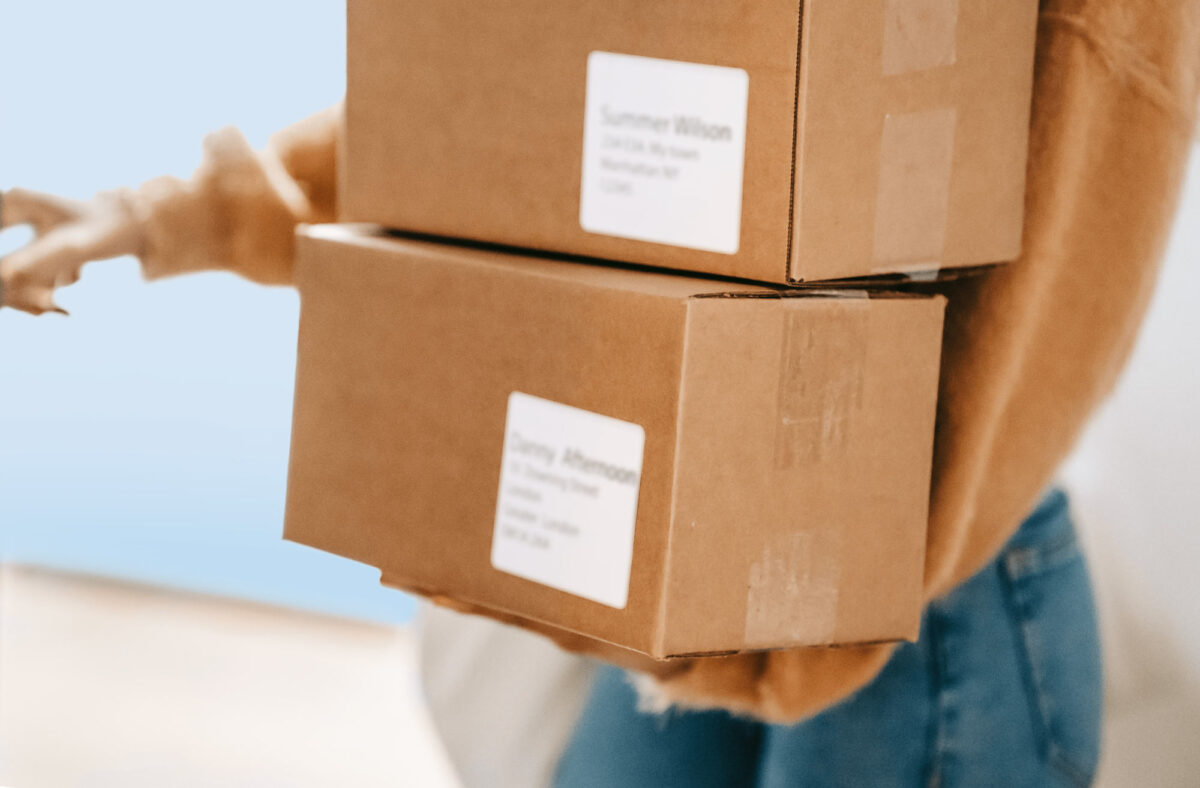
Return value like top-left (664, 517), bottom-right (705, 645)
top-left (0, 0), bottom-right (413, 624)
top-left (1063, 146), bottom-right (1200, 787)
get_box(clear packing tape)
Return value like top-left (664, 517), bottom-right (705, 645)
top-left (875, 0), bottom-right (960, 278)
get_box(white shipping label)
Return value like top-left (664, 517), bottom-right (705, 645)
top-left (580, 51), bottom-right (750, 255)
top-left (491, 392), bottom-right (646, 609)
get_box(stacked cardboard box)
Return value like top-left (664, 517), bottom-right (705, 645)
top-left (342, 0), bottom-right (1037, 283)
top-left (284, 0), bottom-right (1039, 660)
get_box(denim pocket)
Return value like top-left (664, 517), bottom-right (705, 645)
top-left (1000, 506), bottom-right (1103, 787)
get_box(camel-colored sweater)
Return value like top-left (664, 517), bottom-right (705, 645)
top-left (132, 0), bottom-right (1200, 722)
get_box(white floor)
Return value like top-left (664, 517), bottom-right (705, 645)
top-left (3, 560), bottom-right (1199, 787)
top-left (0, 564), bottom-right (460, 788)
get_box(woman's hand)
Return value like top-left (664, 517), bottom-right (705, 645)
top-left (0, 187), bottom-right (144, 315)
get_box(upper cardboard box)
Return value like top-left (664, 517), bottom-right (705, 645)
top-left (343, 0), bottom-right (1039, 284)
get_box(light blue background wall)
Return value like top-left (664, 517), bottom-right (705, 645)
top-left (0, 0), bottom-right (414, 623)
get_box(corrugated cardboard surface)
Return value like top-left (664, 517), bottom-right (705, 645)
top-left (343, 0), bottom-right (1036, 284)
top-left (665, 294), bottom-right (941, 653)
top-left (793, 0), bottom-right (1038, 280)
top-left (285, 226), bottom-right (944, 657)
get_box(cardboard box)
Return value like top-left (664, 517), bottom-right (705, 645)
top-left (284, 225), bottom-right (945, 658)
top-left (342, 0), bottom-right (1038, 284)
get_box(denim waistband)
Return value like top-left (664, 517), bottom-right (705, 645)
top-left (1003, 488), bottom-right (1073, 551)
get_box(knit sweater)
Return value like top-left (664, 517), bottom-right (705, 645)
top-left (131, 0), bottom-right (1200, 722)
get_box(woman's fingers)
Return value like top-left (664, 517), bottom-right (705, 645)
top-left (0, 187), bottom-right (143, 315)
top-left (0, 188), bottom-right (85, 234)
top-left (5, 224), bottom-right (115, 280)
top-left (0, 226), bottom-right (111, 314)
top-left (0, 279), bottom-right (67, 316)
top-left (0, 254), bottom-right (67, 315)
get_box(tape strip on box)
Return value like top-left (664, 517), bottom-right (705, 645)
top-left (744, 529), bottom-right (843, 647)
top-left (773, 303), bottom-right (868, 469)
top-left (882, 0), bottom-right (960, 76)
top-left (873, 0), bottom-right (960, 276)
top-left (871, 108), bottom-right (957, 274)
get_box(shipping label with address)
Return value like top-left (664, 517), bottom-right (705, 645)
top-left (580, 51), bottom-right (750, 255)
top-left (491, 392), bottom-right (646, 609)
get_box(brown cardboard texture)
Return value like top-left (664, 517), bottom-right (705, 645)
top-left (284, 225), bottom-right (945, 658)
top-left (343, 0), bottom-right (1038, 284)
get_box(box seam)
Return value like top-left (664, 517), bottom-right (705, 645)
top-left (653, 299), bottom-right (696, 658)
top-left (784, 0), bottom-right (806, 284)
top-left (322, 224), bottom-right (763, 303)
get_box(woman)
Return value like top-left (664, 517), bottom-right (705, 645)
top-left (3, 0), bottom-right (1198, 784)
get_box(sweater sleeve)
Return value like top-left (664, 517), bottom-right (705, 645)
top-left (133, 104), bottom-right (341, 285)
top-left (644, 0), bottom-right (1200, 722)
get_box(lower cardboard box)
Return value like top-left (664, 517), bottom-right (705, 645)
top-left (284, 225), bottom-right (945, 660)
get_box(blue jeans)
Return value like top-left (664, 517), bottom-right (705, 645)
top-left (555, 489), bottom-right (1102, 787)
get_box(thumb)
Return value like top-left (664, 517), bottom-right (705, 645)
top-left (0, 266), bottom-right (69, 316)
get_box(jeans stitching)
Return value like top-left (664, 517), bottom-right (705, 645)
top-left (1003, 529), bottom-right (1080, 579)
top-left (925, 605), bottom-right (950, 788)
top-left (999, 547), bottom-right (1096, 787)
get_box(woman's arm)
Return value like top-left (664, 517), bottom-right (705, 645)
top-left (0, 104), bottom-right (340, 315)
